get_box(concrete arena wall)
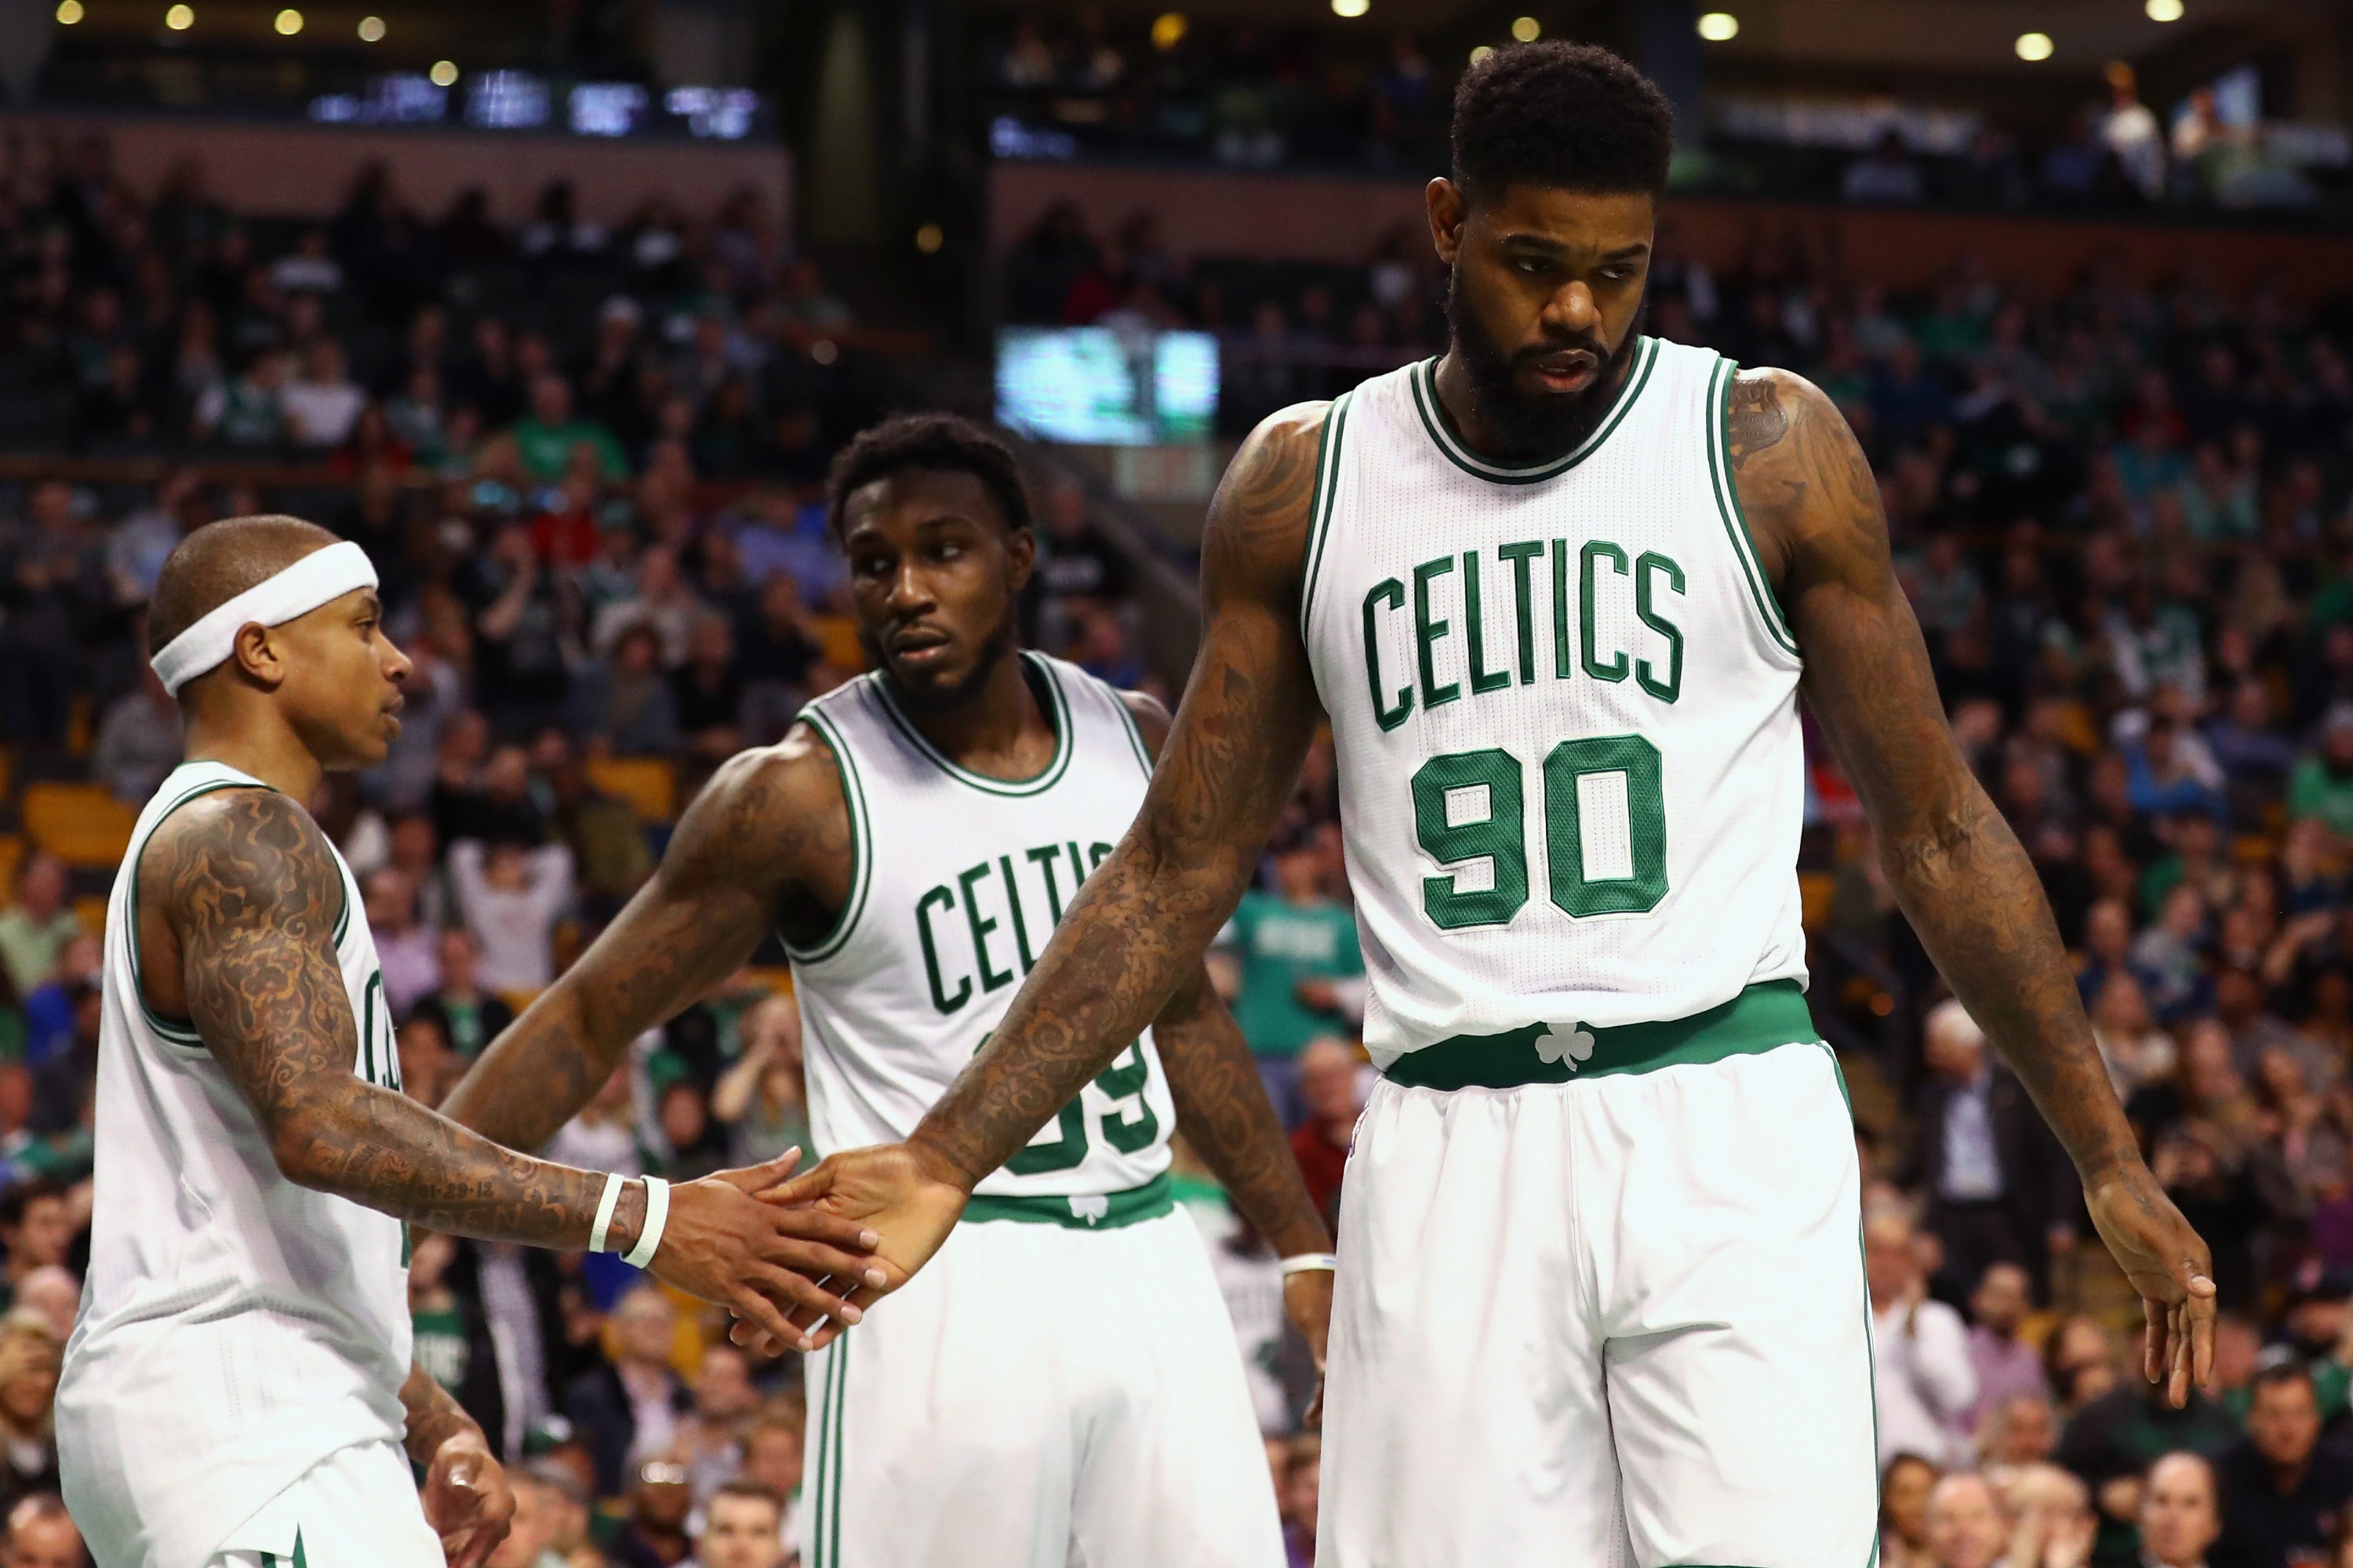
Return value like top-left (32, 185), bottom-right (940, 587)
top-left (0, 109), bottom-right (791, 227)
top-left (990, 158), bottom-right (2353, 300)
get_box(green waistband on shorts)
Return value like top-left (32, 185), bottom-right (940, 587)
top-left (1381, 979), bottom-right (1819, 1091)
top-left (961, 1172), bottom-right (1173, 1231)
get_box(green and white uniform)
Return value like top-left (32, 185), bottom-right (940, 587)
top-left (1301, 343), bottom-right (1875, 1567)
top-left (60, 762), bottom-right (440, 1568)
top-left (791, 654), bottom-right (1282, 1568)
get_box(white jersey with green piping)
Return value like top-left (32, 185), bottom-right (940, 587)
top-left (787, 652), bottom-right (1178, 1217)
top-left (1298, 339), bottom-right (1811, 1072)
top-left (60, 759), bottom-right (410, 1568)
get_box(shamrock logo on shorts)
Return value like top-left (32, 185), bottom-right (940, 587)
top-left (1069, 1194), bottom-right (1110, 1225)
top-left (1534, 1023), bottom-right (1597, 1071)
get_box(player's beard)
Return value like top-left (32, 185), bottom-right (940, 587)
top-left (1443, 267), bottom-right (1645, 462)
top-left (865, 603), bottom-right (1020, 715)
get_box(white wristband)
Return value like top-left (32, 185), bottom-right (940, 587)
top-left (623, 1176), bottom-right (670, 1269)
top-left (588, 1171), bottom-right (626, 1254)
top-left (1278, 1253), bottom-right (1339, 1276)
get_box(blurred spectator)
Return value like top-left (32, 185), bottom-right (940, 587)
top-left (89, 663), bottom-right (181, 803)
top-left (566, 1284), bottom-right (689, 1498)
top-left (282, 339), bottom-right (364, 448)
top-left (8, 1276), bottom-right (71, 1349)
top-left (1843, 131), bottom-right (1926, 206)
top-left (711, 997), bottom-right (811, 1169)
top-left (1, 1493), bottom-right (82, 1568)
top-left (397, 1016), bottom-right (454, 1108)
top-left (736, 1403), bottom-right (804, 1554)
top-left (1278, 1433), bottom-right (1318, 1568)
top-left (1881, 1453), bottom-right (1940, 1568)
top-left (2101, 64), bottom-right (2168, 202)
top-left (1898, 1000), bottom-right (2078, 1303)
top-left (678, 1344), bottom-right (759, 1503)
top-left (409, 927), bottom-right (515, 1063)
top-left (485, 1466), bottom-right (560, 1568)
top-left (2213, 1362), bottom-right (2353, 1568)
top-left (1982, 1393), bottom-right (2061, 1468)
top-left (1921, 1472), bottom-right (2006, 1568)
top-left (1962, 1263), bottom-right (2048, 1430)
top-left (0, 1186), bottom-right (72, 1316)
top-left (1288, 1037), bottom-right (1362, 1224)
top-left (1867, 1208), bottom-right (1977, 1468)
top-left (0, 1313), bottom-right (60, 1505)
top-left (2289, 708), bottom-right (2353, 845)
top-left (614, 1453), bottom-right (696, 1568)
top-left (1218, 836), bottom-right (1362, 1128)
top-left (686, 1481), bottom-right (787, 1568)
top-left (365, 867), bottom-right (439, 1018)
top-left (449, 838), bottom-right (575, 996)
top-left (2141, 1452), bottom-right (2224, 1568)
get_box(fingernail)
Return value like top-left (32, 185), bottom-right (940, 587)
top-left (860, 1229), bottom-right (879, 1247)
top-left (840, 1304), bottom-right (863, 1323)
top-left (865, 1267), bottom-right (888, 1286)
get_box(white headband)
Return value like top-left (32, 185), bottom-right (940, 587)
top-left (150, 541), bottom-right (380, 697)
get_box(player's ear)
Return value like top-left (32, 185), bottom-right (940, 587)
top-left (1427, 178), bottom-right (1466, 266)
top-left (1004, 524), bottom-right (1036, 593)
top-left (231, 620), bottom-right (289, 690)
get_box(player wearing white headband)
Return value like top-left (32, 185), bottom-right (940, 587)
top-left (57, 515), bottom-right (883, 1568)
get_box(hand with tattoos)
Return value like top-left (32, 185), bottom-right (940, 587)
top-left (1724, 366), bottom-right (2214, 1401)
top-left (138, 785), bottom-right (884, 1351)
top-left (401, 1362), bottom-right (512, 1568)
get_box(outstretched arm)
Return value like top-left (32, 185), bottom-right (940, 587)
top-left (151, 786), bottom-right (875, 1344)
top-left (441, 732), bottom-right (851, 1151)
top-left (1730, 366), bottom-right (2214, 1400)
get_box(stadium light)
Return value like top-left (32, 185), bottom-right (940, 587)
top-left (1330, 0), bottom-right (1368, 17)
top-left (1697, 12), bottom-right (1739, 41)
top-left (165, 4), bottom-right (194, 29)
top-left (915, 224), bottom-right (944, 254)
top-left (2014, 31), bottom-right (2053, 60)
top-left (429, 59), bottom-right (458, 85)
top-left (357, 14), bottom-right (384, 39)
top-left (275, 8), bottom-right (302, 33)
top-left (1511, 16), bottom-right (1540, 42)
top-left (1151, 12), bottom-right (1186, 49)
top-left (1468, 44), bottom-right (1493, 64)
top-left (2144, 0), bottom-right (2183, 18)
top-left (55, 0), bottom-right (82, 20)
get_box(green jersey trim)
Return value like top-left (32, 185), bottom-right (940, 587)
top-left (871, 653), bottom-right (1077, 797)
top-left (1406, 337), bottom-right (1660, 486)
top-left (127, 775), bottom-right (304, 1050)
top-left (1111, 689), bottom-right (1155, 780)
top-left (782, 708), bottom-right (874, 965)
top-left (812, 1332), bottom-right (849, 1568)
top-left (1381, 979), bottom-right (1818, 1090)
top-left (961, 1171), bottom-right (1174, 1230)
top-left (1297, 391), bottom-right (1353, 638)
top-left (1704, 358), bottom-right (1801, 657)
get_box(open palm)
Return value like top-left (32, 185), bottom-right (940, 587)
top-left (745, 1142), bottom-right (970, 1348)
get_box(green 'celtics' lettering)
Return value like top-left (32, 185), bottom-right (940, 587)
top-left (916, 885), bottom-right (969, 1013)
top-left (1497, 540), bottom-right (1544, 685)
top-left (922, 840), bottom-right (1129, 1014)
top-left (1413, 556), bottom-right (1459, 709)
top-left (1635, 551), bottom-right (1685, 704)
top-left (1580, 540), bottom-right (1631, 683)
top-left (1362, 578), bottom-right (1412, 732)
top-left (1462, 551), bottom-right (1511, 696)
top-left (958, 862), bottom-right (1013, 992)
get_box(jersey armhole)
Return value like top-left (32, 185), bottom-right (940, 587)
top-left (1296, 391), bottom-right (1354, 642)
top-left (1704, 358), bottom-right (1802, 660)
top-left (128, 779), bottom-right (321, 1052)
top-left (780, 708), bottom-right (874, 965)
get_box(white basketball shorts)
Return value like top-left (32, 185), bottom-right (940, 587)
top-left (1320, 1010), bottom-right (1876, 1568)
top-left (205, 1438), bottom-right (442, 1568)
top-left (802, 1183), bottom-right (1285, 1568)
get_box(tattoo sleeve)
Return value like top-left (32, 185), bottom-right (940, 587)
top-left (1733, 369), bottom-right (2140, 1181)
top-left (439, 737), bottom-right (847, 1151)
top-left (1155, 965), bottom-right (1333, 1257)
top-left (154, 788), bottom-right (651, 1248)
top-left (908, 405), bottom-right (1332, 1189)
top-left (400, 1359), bottom-right (485, 1464)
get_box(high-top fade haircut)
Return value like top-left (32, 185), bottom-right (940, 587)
top-left (1450, 42), bottom-right (1675, 207)
top-left (825, 413), bottom-right (1035, 544)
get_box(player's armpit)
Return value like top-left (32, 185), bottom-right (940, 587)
top-left (901, 402), bottom-right (1332, 1195)
top-left (441, 729), bottom-right (852, 1151)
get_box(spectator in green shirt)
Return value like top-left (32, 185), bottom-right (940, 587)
top-left (2288, 706), bottom-right (2353, 843)
top-left (0, 854), bottom-right (79, 1002)
top-left (1218, 833), bottom-right (1361, 1128)
top-left (512, 373), bottom-right (627, 482)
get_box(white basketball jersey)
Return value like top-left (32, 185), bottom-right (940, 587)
top-left (1300, 340), bottom-right (1809, 1068)
top-left (789, 654), bottom-right (1176, 1211)
top-left (60, 761), bottom-right (409, 1568)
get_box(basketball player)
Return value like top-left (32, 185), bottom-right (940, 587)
top-left (764, 44), bottom-right (2218, 1568)
top-left (58, 517), bottom-right (880, 1568)
top-left (439, 416), bottom-right (1330, 1567)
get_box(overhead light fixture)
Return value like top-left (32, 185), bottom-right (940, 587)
top-left (165, 3), bottom-right (194, 28)
top-left (1697, 12), bottom-right (1738, 41)
top-left (1469, 44), bottom-right (1493, 64)
top-left (275, 8), bottom-right (301, 33)
top-left (2014, 31), bottom-right (2053, 60)
top-left (357, 13), bottom-right (384, 39)
top-left (1511, 16), bottom-right (1540, 41)
top-left (54, 0), bottom-right (82, 20)
top-left (1151, 12), bottom-right (1186, 49)
top-left (1330, 0), bottom-right (1368, 16)
top-left (2144, 0), bottom-right (2184, 17)
top-left (429, 59), bottom-right (459, 86)
top-left (915, 224), bottom-right (944, 253)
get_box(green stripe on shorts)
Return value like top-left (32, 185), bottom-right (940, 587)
top-left (959, 1172), bottom-right (1173, 1230)
top-left (1382, 980), bottom-right (1819, 1090)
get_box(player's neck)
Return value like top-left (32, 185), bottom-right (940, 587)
top-left (183, 703), bottom-right (327, 806)
top-left (894, 648), bottom-right (1055, 783)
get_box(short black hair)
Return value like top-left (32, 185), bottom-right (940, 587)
top-left (824, 413), bottom-right (1033, 544)
top-left (1451, 42), bottom-right (1675, 206)
top-left (148, 513), bottom-right (341, 657)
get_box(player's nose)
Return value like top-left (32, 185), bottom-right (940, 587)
top-left (1543, 280), bottom-right (1599, 332)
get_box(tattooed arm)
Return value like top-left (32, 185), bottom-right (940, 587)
top-left (145, 786), bottom-right (876, 1343)
top-left (1727, 366), bottom-right (2214, 1400)
top-left (441, 732), bottom-right (854, 1151)
top-left (402, 1362), bottom-right (513, 1568)
top-left (765, 405), bottom-right (1331, 1296)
